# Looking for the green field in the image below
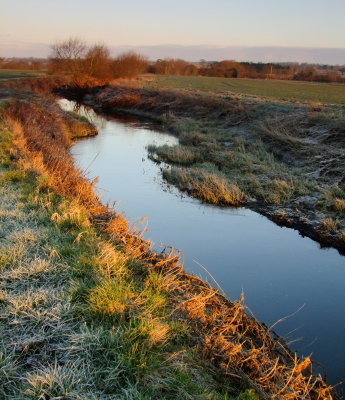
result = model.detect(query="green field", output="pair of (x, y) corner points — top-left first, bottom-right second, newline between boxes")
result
(145, 75), (345, 105)
(0, 69), (47, 81)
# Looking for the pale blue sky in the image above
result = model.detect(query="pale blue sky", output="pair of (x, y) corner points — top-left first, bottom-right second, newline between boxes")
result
(1, 0), (345, 62)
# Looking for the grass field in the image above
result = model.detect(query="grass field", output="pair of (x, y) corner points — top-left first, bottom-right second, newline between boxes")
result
(145, 75), (345, 105)
(0, 69), (47, 81)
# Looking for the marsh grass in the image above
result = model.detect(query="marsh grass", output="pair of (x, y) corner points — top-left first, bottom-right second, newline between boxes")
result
(148, 144), (200, 165)
(163, 167), (245, 206)
(152, 121), (312, 206)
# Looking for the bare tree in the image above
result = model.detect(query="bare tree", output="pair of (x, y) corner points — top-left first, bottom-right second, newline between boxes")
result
(49, 38), (87, 86)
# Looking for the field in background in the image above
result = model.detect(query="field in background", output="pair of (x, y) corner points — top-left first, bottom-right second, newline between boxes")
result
(0, 69), (47, 81)
(145, 75), (345, 105)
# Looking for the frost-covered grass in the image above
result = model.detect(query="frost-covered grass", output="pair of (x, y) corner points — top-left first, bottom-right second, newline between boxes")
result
(0, 128), (241, 399)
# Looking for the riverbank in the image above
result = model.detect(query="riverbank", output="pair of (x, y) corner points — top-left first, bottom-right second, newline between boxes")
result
(56, 83), (345, 254)
(0, 88), (335, 398)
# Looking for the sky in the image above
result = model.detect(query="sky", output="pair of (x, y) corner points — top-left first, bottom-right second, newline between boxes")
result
(1, 0), (345, 64)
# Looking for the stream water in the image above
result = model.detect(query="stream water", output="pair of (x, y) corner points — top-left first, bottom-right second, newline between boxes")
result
(60, 99), (345, 388)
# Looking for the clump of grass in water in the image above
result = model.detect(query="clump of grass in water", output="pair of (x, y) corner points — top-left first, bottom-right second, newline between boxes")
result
(148, 144), (200, 165)
(163, 167), (245, 206)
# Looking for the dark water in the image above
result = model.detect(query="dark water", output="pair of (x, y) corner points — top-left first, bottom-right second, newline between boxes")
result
(60, 99), (345, 388)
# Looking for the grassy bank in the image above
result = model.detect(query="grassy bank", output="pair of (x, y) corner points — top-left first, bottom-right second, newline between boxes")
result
(144, 75), (345, 105)
(0, 96), (242, 399)
(0, 87), (335, 398)
(0, 144), (238, 400)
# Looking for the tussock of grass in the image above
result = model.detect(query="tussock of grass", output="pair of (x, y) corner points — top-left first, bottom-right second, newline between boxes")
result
(148, 144), (200, 165)
(307, 108), (345, 138)
(322, 185), (345, 215)
(163, 167), (245, 206)
(265, 179), (296, 204)
(257, 118), (304, 156)
(88, 279), (137, 317)
(67, 110), (90, 123)
(320, 217), (340, 232)
(333, 198), (345, 213)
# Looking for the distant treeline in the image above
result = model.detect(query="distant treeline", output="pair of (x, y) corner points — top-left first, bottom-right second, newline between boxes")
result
(0, 57), (47, 70)
(1, 38), (344, 84)
(149, 59), (345, 83)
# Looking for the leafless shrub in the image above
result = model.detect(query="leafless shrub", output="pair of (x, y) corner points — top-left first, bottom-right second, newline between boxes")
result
(112, 52), (149, 79)
(49, 38), (148, 85)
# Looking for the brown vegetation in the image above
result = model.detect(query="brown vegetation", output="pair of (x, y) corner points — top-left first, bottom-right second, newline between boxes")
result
(111, 51), (148, 79)
(162, 167), (246, 206)
(4, 96), (101, 213)
(150, 58), (345, 83)
(151, 58), (198, 76)
(49, 38), (148, 86)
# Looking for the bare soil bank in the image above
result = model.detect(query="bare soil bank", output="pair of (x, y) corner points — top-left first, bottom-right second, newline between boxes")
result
(56, 84), (345, 254)
(0, 85), (336, 399)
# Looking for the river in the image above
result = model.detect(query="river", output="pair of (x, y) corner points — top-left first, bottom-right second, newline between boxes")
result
(60, 99), (345, 389)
